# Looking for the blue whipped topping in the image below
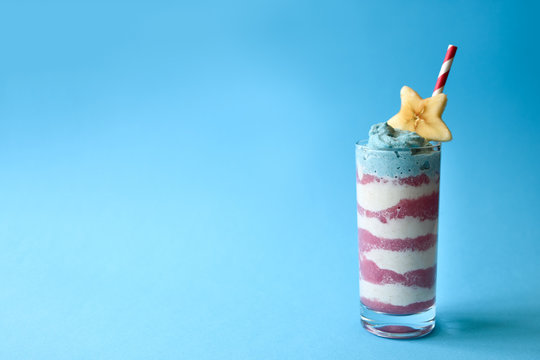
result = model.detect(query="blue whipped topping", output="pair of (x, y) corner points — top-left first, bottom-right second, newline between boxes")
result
(357, 122), (440, 178)
(367, 122), (429, 150)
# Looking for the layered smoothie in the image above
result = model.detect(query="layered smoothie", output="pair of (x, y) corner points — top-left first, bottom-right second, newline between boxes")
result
(356, 82), (454, 338)
(356, 123), (440, 314)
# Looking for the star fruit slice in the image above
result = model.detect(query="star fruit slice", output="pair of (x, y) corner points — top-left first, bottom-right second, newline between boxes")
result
(387, 86), (452, 142)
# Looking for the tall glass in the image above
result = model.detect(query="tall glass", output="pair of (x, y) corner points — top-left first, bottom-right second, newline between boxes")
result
(355, 141), (441, 339)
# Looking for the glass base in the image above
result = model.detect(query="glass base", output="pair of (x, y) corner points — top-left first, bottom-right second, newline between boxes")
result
(360, 303), (435, 339)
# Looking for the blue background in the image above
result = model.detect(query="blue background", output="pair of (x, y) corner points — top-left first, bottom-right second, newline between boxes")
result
(1, 0), (539, 359)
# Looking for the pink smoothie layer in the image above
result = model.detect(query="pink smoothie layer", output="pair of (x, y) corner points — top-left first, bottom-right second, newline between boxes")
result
(358, 228), (436, 252)
(357, 173), (438, 187)
(360, 257), (436, 288)
(361, 297), (435, 315)
(357, 192), (439, 223)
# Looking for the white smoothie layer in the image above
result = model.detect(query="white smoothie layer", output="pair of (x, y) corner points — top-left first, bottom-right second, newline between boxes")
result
(357, 214), (438, 239)
(362, 247), (436, 274)
(356, 180), (438, 212)
(360, 280), (435, 306)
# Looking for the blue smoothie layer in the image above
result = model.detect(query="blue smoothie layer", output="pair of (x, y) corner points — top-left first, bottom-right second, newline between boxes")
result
(357, 122), (440, 178)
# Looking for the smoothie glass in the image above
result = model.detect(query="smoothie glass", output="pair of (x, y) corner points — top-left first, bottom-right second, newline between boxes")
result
(355, 141), (441, 339)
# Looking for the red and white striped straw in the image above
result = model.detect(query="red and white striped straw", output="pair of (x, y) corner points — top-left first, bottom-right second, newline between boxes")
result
(432, 45), (458, 96)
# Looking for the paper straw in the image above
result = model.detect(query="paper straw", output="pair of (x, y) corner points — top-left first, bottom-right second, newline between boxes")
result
(433, 45), (458, 96)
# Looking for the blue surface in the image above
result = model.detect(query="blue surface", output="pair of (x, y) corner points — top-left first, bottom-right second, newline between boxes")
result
(1, 0), (539, 359)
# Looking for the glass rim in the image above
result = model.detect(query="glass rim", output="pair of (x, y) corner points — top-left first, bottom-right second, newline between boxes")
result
(355, 139), (441, 152)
